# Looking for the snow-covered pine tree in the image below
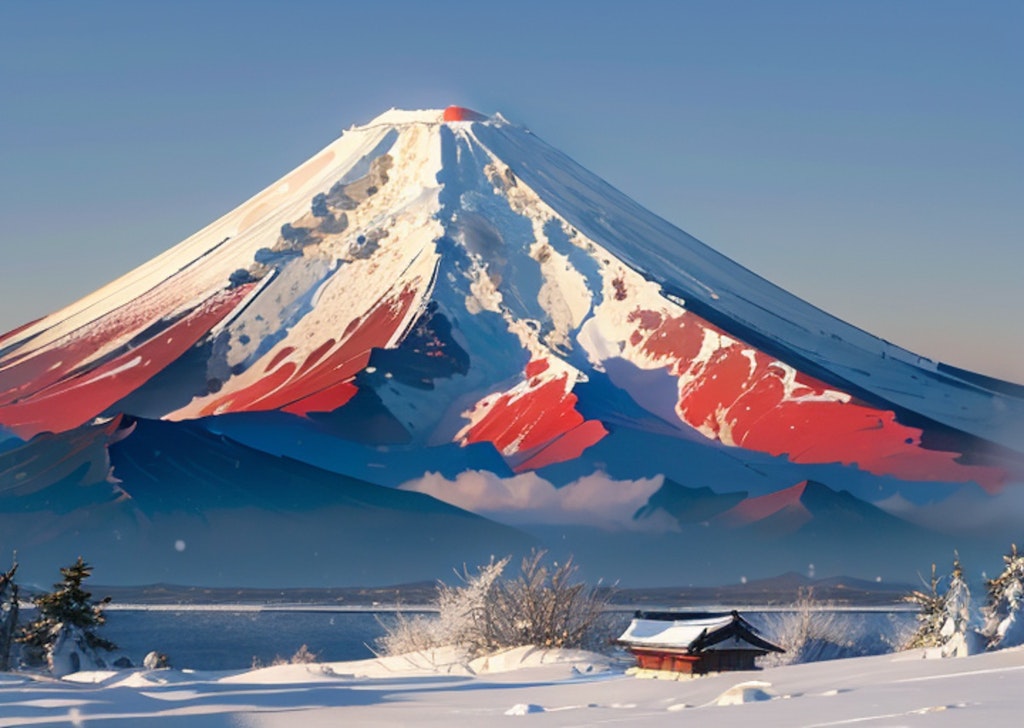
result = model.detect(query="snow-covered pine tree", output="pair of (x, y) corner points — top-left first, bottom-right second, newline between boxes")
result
(902, 563), (945, 649)
(17, 557), (116, 675)
(980, 543), (1024, 650)
(939, 554), (974, 657)
(0, 559), (18, 671)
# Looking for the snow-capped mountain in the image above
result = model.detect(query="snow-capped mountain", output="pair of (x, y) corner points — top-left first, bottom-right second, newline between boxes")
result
(1, 107), (1020, 586)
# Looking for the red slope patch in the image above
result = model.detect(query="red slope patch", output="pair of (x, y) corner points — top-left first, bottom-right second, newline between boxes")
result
(198, 284), (420, 417)
(461, 359), (607, 471)
(0, 286), (254, 438)
(625, 307), (1004, 491)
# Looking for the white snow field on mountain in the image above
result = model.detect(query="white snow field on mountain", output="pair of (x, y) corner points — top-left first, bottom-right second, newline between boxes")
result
(1, 644), (1024, 726)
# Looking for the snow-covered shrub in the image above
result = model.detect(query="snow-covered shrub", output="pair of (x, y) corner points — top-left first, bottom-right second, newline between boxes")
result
(0, 560), (18, 671)
(761, 589), (870, 666)
(476, 551), (610, 654)
(143, 651), (170, 669)
(376, 556), (509, 656)
(377, 551), (611, 658)
(375, 611), (451, 657)
(271, 644), (319, 665)
(981, 544), (1024, 650)
(16, 557), (116, 675)
(289, 644), (318, 664)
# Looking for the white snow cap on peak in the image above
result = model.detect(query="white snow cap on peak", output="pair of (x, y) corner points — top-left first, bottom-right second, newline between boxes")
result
(355, 106), (498, 129)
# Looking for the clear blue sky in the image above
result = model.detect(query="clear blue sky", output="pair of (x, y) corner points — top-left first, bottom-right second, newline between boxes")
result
(1, 0), (1021, 382)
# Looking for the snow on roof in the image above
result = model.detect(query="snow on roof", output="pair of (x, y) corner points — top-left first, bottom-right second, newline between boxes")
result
(618, 615), (735, 648)
(617, 613), (784, 654)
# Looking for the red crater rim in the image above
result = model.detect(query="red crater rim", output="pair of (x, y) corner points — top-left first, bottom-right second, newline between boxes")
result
(443, 106), (486, 122)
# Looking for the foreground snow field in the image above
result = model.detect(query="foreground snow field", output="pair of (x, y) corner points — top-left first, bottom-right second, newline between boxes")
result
(1, 645), (1023, 726)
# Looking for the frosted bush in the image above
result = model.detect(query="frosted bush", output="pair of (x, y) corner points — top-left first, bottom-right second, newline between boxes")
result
(760, 589), (884, 666)
(377, 551), (611, 658)
(374, 612), (448, 657)
(270, 644), (319, 666)
(376, 556), (508, 656)
(143, 651), (170, 669)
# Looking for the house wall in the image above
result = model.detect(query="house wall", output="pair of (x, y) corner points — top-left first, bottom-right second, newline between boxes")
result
(630, 647), (762, 674)
(632, 649), (699, 674)
(695, 649), (760, 673)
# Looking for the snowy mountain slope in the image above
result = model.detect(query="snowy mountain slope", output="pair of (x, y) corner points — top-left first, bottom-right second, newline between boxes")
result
(0, 106), (1020, 585)
(475, 121), (1024, 446)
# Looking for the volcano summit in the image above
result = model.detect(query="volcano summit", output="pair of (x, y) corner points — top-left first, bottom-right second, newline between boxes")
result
(1, 107), (1021, 586)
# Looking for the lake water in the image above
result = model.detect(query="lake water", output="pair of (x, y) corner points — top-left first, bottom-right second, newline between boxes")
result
(87, 607), (914, 671)
(99, 609), (394, 670)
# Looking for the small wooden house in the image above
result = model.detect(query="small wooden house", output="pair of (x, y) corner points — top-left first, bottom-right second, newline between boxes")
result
(617, 610), (784, 675)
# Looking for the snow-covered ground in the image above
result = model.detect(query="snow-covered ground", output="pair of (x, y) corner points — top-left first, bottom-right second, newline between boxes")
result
(1, 644), (1022, 726)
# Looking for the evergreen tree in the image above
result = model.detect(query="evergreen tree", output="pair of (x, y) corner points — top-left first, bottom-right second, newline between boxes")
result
(981, 543), (1024, 649)
(903, 555), (977, 656)
(17, 557), (116, 673)
(939, 554), (973, 657)
(902, 563), (944, 649)
(0, 559), (18, 671)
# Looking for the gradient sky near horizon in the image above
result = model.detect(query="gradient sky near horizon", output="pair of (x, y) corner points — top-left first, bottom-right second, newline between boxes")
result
(1, 0), (1021, 382)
